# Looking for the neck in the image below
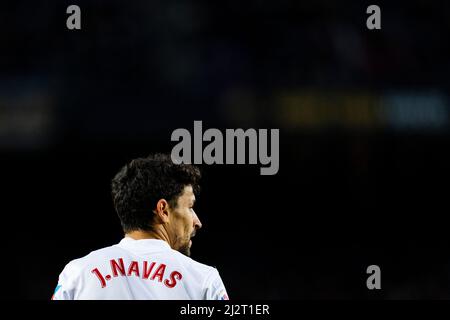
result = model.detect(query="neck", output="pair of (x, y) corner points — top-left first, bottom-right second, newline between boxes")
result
(125, 228), (172, 247)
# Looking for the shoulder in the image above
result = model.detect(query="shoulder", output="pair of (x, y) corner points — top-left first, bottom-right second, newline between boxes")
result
(172, 249), (214, 269)
(60, 244), (121, 277)
(170, 249), (221, 281)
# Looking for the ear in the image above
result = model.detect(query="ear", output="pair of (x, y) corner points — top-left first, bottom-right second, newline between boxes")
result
(154, 199), (170, 224)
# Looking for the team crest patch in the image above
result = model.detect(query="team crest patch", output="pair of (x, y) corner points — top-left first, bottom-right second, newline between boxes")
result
(220, 292), (229, 300)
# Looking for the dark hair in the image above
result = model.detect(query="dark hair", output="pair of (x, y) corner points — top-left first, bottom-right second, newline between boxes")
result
(111, 153), (201, 233)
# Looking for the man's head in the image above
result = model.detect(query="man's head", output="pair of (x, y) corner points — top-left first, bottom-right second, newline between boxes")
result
(111, 153), (202, 256)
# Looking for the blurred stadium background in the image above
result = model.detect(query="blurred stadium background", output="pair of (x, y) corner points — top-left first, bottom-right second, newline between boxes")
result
(1, 0), (450, 299)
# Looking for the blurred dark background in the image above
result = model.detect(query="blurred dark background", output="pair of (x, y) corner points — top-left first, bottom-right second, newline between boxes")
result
(1, 0), (450, 299)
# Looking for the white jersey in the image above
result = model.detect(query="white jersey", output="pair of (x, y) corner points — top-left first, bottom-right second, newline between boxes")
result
(52, 237), (229, 300)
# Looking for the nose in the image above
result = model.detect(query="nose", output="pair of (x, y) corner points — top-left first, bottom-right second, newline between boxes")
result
(192, 211), (202, 231)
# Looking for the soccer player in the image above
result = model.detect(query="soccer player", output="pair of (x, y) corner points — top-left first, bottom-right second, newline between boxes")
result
(52, 154), (228, 300)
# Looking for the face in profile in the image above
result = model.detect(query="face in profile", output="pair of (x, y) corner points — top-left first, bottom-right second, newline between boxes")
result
(168, 185), (202, 256)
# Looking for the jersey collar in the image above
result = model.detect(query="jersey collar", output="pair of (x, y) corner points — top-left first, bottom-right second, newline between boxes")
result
(117, 237), (172, 252)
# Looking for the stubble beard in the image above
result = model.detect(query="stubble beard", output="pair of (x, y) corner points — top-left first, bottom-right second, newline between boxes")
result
(178, 243), (191, 256)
